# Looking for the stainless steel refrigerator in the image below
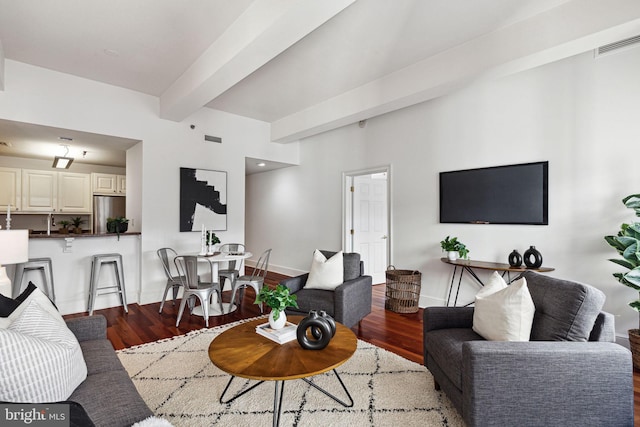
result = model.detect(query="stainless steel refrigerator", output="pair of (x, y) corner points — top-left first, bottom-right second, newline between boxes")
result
(93, 196), (126, 233)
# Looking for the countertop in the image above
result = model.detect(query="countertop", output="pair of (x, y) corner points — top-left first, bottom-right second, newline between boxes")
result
(29, 232), (141, 239)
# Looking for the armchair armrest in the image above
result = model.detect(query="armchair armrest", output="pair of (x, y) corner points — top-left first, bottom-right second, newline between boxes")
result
(280, 273), (309, 294)
(423, 306), (474, 332)
(462, 341), (633, 427)
(65, 315), (107, 342)
(334, 275), (373, 328)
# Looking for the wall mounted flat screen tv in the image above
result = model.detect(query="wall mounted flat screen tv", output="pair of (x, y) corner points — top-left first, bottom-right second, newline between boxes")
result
(439, 161), (548, 225)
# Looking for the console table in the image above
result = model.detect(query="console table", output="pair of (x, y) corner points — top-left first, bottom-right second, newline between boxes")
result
(441, 257), (554, 307)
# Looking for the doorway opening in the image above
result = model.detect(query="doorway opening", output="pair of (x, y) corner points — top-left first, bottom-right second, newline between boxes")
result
(343, 166), (391, 285)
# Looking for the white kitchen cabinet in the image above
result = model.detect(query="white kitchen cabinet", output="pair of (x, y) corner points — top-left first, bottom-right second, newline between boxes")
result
(92, 173), (126, 195)
(117, 174), (126, 194)
(22, 169), (57, 212)
(0, 167), (21, 211)
(58, 172), (91, 212)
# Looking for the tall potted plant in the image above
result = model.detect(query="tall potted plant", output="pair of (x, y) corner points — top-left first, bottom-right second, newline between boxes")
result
(440, 235), (469, 261)
(604, 193), (640, 368)
(255, 284), (298, 329)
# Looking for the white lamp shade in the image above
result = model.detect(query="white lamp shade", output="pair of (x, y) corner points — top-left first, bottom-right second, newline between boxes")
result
(0, 230), (29, 264)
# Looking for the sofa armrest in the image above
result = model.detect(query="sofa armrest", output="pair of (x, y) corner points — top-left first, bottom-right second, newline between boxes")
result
(334, 275), (373, 328)
(65, 315), (107, 342)
(280, 273), (309, 294)
(423, 307), (474, 332)
(462, 341), (633, 427)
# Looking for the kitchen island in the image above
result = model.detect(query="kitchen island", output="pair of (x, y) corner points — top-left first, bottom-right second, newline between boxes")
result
(15, 232), (141, 315)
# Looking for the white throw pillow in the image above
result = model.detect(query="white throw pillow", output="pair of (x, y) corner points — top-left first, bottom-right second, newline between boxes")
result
(472, 272), (535, 341)
(0, 286), (64, 329)
(304, 250), (344, 290)
(0, 300), (88, 403)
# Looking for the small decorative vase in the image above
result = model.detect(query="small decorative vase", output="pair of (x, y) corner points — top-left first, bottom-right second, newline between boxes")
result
(508, 250), (522, 267)
(296, 310), (334, 350)
(447, 251), (458, 261)
(523, 246), (543, 269)
(269, 310), (287, 330)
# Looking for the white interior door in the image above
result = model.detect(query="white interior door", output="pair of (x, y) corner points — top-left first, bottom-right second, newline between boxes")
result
(349, 172), (389, 284)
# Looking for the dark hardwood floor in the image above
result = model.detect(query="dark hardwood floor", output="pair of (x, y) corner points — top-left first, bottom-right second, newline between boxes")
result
(62, 272), (639, 425)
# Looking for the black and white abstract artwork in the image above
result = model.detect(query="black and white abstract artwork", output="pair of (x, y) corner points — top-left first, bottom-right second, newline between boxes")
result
(179, 167), (227, 232)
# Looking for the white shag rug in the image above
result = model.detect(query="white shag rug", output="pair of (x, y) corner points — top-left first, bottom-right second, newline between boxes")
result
(117, 317), (465, 427)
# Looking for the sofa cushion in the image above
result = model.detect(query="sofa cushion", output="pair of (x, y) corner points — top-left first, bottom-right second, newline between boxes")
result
(425, 328), (483, 390)
(79, 340), (126, 375)
(69, 369), (153, 427)
(0, 299), (87, 403)
(473, 273), (535, 341)
(522, 271), (605, 341)
(289, 288), (335, 316)
(305, 250), (344, 290)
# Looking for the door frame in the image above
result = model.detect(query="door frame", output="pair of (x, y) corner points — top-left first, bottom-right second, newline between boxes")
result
(342, 165), (392, 275)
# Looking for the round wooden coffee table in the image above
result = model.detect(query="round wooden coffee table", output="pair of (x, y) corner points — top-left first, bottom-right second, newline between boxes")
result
(208, 315), (357, 426)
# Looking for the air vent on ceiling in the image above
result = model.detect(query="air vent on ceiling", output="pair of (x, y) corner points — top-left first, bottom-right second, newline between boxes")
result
(595, 35), (640, 58)
(204, 135), (222, 143)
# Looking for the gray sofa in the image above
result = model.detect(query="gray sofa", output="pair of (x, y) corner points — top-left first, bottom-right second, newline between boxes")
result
(281, 250), (372, 328)
(64, 315), (153, 427)
(423, 271), (633, 427)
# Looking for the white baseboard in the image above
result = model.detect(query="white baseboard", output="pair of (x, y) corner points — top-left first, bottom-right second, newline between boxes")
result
(419, 295), (446, 308)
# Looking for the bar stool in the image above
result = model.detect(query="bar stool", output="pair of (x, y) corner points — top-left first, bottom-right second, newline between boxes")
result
(88, 253), (128, 315)
(12, 258), (56, 303)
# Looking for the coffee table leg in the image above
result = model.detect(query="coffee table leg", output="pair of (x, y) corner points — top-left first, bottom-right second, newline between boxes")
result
(219, 376), (265, 404)
(273, 380), (285, 427)
(301, 369), (354, 407)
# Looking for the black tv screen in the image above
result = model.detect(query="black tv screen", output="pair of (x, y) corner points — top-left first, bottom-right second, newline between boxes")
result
(439, 161), (548, 225)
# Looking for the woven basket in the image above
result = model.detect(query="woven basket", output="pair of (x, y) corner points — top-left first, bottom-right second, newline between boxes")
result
(385, 266), (421, 313)
(629, 329), (640, 370)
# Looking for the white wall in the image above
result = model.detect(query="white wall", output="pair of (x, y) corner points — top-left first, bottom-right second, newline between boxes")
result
(247, 46), (640, 337)
(0, 60), (299, 311)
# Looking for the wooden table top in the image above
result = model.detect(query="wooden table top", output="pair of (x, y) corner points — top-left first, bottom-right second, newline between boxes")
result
(440, 257), (554, 273)
(208, 316), (357, 381)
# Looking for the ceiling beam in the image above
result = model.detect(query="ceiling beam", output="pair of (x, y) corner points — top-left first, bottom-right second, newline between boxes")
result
(159, 0), (356, 122)
(271, 0), (640, 143)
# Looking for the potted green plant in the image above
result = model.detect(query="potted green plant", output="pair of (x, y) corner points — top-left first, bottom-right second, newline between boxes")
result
(255, 284), (298, 329)
(604, 194), (640, 368)
(58, 220), (71, 234)
(107, 216), (129, 239)
(206, 230), (220, 254)
(71, 216), (85, 234)
(440, 235), (469, 261)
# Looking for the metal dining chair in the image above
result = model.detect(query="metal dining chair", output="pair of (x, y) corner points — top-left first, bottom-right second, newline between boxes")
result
(157, 248), (187, 313)
(218, 243), (246, 289)
(174, 255), (224, 327)
(229, 249), (271, 313)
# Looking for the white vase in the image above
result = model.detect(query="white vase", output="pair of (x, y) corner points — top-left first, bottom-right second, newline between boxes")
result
(447, 251), (458, 261)
(269, 310), (287, 330)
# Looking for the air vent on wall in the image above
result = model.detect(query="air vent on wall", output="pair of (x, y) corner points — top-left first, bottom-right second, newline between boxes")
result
(204, 135), (222, 143)
(595, 35), (640, 57)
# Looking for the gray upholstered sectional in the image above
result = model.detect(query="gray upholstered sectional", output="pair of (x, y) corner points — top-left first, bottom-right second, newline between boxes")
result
(423, 271), (633, 427)
(65, 315), (152, 427)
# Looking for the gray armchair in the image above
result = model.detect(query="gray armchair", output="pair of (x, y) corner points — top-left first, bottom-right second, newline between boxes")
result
(280, 250), (372, 328)
(423, 271), (633, 427)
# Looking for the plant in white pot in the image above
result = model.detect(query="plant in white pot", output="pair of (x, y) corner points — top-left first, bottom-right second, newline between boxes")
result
(255, 284), (298, 329)
(604, 194), (640, 368)
(440, 235), (469, 261)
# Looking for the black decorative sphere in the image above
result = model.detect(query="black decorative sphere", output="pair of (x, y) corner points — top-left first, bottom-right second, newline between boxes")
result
(523, 246), (543, 269)
(297, 311), (334, 350)
(508, 250), (522, 267)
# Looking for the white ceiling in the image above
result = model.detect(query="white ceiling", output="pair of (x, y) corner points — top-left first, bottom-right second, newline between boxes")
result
(1, 0), (639, 169)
